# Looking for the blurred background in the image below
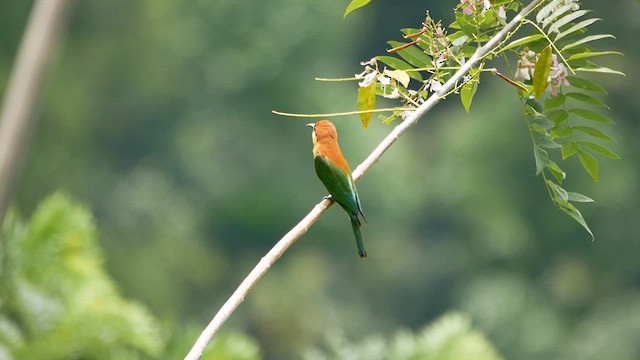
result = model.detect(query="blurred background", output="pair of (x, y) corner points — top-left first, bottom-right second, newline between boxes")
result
(1, 0), (639, 359)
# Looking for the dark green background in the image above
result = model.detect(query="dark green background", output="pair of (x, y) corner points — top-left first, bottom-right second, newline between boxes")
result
(1, 0), (638, 359)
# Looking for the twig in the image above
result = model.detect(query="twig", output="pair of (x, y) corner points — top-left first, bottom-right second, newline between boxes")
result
(272, 107), (412, 118)
(0, 0), (73, 223)
(184, 1), (543, 359)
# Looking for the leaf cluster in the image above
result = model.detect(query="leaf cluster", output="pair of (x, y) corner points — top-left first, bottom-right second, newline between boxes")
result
(343, 0), (623, 238)
(305, 312), (503, 360)
(0, 193), (163, 359)
(505, 0), (623, 237)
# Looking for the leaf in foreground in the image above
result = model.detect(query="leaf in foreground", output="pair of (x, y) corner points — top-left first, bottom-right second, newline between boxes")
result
(357, 81), (376, 128)
(344, 0), (371, 18)
(560, 202), (594, 240)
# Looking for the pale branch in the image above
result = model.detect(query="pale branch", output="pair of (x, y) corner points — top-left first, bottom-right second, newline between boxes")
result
(184, 199), (334, 360)
(184, 1), (543, 359)
(0, 0), (74, 223)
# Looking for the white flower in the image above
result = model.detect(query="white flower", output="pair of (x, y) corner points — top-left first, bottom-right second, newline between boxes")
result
(358, 70), (378, 87)
(514, 53), (534, 81)
(548, 54), (570, 96)
(428, 79), (443, 93)
(497, 5), (506, 21)
(355, 65), (373, 79)
(360, 58), (376, 66)
(482, 0), (491, 11)
(378, 75), (391, 86)
(383, 87), (400, 99)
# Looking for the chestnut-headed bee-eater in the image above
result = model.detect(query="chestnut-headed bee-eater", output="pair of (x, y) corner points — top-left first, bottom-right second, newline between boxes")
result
(306, 120), (367, 258)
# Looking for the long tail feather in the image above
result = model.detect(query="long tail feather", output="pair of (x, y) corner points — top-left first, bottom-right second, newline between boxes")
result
(350, 216), (367, 258)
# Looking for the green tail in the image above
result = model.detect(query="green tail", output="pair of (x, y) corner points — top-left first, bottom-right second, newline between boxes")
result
(350, 216), (367, 258)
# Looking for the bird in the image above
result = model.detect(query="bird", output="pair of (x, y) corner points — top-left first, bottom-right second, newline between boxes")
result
(306, 120), (367, 258)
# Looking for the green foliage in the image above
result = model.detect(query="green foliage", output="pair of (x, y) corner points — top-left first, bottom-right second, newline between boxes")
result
(165, 329), (261, 360)
(0, 193), (164, 359)
(305, 312), (503, 360)
(0, 194), (263, 359)
(337, 0), (624, 238)
(344, 0), (372, 18)
(533, 46), (552, 99)
(357, 81), (376, 128)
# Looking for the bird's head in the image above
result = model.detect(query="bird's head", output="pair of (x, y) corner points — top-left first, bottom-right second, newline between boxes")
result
(306, 120), (337, 146)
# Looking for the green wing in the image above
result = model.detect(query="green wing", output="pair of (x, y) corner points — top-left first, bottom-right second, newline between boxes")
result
(314, 155), (363, 219)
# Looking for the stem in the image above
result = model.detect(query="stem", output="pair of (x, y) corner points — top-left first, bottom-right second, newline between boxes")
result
(315, 77), (359, 82)
(272, 107), (412, 118)
(0, 0), (74, 223)
(184, 1), (544, 359)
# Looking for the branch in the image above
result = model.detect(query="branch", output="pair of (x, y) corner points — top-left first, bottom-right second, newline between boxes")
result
(184, 1), (543, 359)
(0, 0), (73, 223)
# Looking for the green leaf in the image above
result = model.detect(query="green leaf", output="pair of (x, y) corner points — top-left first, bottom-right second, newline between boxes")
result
(344, 0), (371, 18)
(546, 160), (566, 183)
(578, 141), (621, 159)
(561, 140), (578, 159)
(548, 10), (591, 34)
(566, 51), (623, 62)
(531, 115), (555, 132)
(547, 180), (569, 203)
(357, 82), (376, 128)
(534, 146), (549, 175)
(574, 126), (614, 141)
(540, 3), (575, 28)
(375, 56), (423, 82)
(569, 58), (599, 69)
(547, 109), (569, 124)
(544, 94), (566, 111)
(567, 192), (595, 203)
(569, 108), (614, 123)
(575, 67), (626, 76)
(565, 92), (609, 108)
(559, 202), (594, 240)
(460, 79), (478, 113)
(502, 34), (546, 51)
(455, 12), (478, 37)
(560, 34), (615, 51)
(537, 137), (561, 149)
(449, 31), (470, 47)
(551, 124), (574, 139)
(525, 98), (544, 114)
(387, 41), (432, 68)
(578, 150), (599, 182)
(537, 1), (562, 23)
(533, 46), (552, 99)
(556, 18), (601, 41)
(566, 76), (606, 93)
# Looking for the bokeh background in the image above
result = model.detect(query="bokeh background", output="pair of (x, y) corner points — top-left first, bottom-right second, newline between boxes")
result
(1, 0), (639, 359)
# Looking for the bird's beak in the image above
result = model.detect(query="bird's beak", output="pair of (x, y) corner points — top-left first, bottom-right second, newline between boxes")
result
(305, 123), (315, 129)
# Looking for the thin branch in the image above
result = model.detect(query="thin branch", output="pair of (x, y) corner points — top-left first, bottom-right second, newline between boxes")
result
(184, 1), (543, 359)
(0, 0), (73, 223)
(272, 107), (412, 118)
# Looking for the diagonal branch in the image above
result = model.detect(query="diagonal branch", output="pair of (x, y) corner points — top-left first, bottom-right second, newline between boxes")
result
(0, 0), (74, 223)
(184, 1), (543, 359)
